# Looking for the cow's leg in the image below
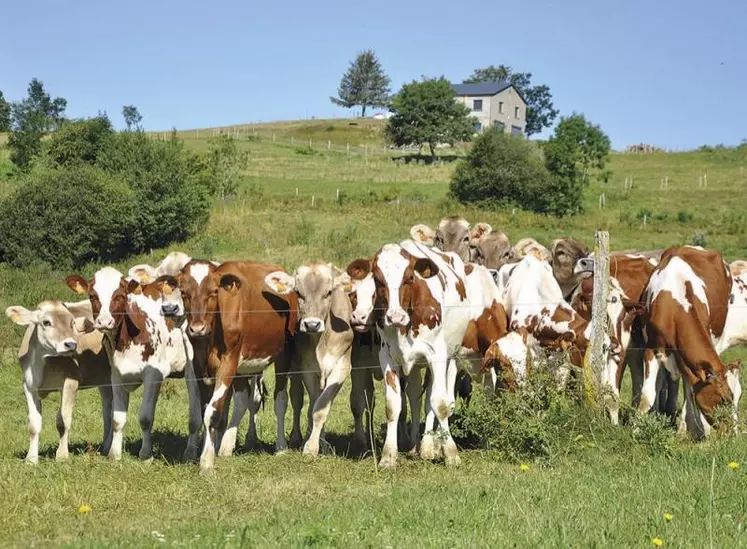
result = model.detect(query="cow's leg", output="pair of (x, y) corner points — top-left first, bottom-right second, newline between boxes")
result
(428, 350), (460, 467)
(662, 358), (680, 425)
(397, 374), (410, 450)
(109, 371), (130, 461)
(305, 356), (351, 456)
(379, 348), (401, 469)
(213, 385), (233, 454)
(219, 377), (249, 457)
(138, 368), (164, 460)
(55, 377), (79, 460)
(183, 352), (203, 462)
(244, 374), (264, 451)
(300, 367), (321, 447)
(445, 359), (458, 415)
(626, 347), (644, 409)
(350, 365), (369, 450)
(289, 373), (305, 449)
(406, 368), (423, 456)
(200, 346), (239, 472)
(680, 380), (710, 440)
(99, 385), (113, 456)
(274, 368), (290, 453)
(23, 383), (42, 465)
(639, 349), (659, 413)
(420, 367), (439, 460)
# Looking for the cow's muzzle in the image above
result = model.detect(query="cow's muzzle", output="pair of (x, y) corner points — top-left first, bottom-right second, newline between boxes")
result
(300, 317), (325, 333)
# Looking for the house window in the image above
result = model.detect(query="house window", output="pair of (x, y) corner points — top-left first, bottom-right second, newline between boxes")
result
(472, 99), (483, 112)
(474, 122), (482, 132)
(514, 106), (520, 119)
(493, 120), (505, 132)
(511, 125), (522, 136)
(498, 101), (504, 114)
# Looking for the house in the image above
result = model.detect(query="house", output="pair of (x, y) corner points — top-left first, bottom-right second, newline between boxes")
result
(451, 82), (527, 136)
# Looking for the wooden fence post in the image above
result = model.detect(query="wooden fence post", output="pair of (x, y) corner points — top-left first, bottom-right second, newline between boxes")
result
(583, 231), (610, 407)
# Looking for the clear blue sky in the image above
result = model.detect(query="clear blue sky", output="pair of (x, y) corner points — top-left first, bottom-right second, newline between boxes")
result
(2, 0), (745, 150)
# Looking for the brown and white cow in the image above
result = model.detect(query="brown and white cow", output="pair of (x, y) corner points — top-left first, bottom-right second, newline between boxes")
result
(175, 260), (299, 472)
(641, 246), (742, 439)
(265, 262), (355, 456)
(549, 238), (589, 300)
(6, 300), (112, 464)
(128, 251), (199, 283)
(66, 267), (191, 461)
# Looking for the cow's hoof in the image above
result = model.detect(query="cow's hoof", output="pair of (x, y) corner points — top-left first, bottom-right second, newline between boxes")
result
(378, 454), (398, 469)
(302, 442), (319, 457)
(55, 449), (69, 461)
(443, 440), (461, 467)
(25, 456), (39, 465)
(420, 435), (437, 461)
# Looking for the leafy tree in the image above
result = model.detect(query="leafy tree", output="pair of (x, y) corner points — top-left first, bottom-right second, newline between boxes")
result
(44, 115), (114, 168)
(464, 64), (558, 136)
(7, 78), (68, 170)
(122, 105), (142, 131)
(203, 134), (249, 199)
(0, 91), (10, 132)
(330, 50), (391, 117)
(545, 113), (611, 183)
(385, 77), (476, 160)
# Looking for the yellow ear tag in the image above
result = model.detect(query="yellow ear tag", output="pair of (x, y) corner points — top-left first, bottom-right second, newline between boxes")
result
(162, 283), (173, 296)
(74, 282), (86, 294)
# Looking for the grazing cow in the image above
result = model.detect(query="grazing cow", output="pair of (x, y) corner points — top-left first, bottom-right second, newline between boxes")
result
(642, 246), (743, 439)
(264, 262), (355, 456)
(550, 238), (589, 300)
(6, 300), (112, 464)
(66, 268), (190, 461)
(350, 239), (475, 468)
(175, 260), (298, 472)
(485, 253), (607, 393)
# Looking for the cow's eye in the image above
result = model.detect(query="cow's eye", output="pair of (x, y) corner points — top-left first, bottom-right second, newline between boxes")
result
(325, 291), (332, 298)
(462, 236), (470, 242)
(42, 319), (52, 327)
(610, 296), (618, 303)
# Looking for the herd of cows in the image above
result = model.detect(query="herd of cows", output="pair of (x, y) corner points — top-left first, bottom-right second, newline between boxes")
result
(6, 216), (747, 472)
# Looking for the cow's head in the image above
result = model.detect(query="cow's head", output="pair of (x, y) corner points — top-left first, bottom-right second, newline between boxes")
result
(409, 217), (490, 264)
(265, 262), (351, 333)
(372, 244), (440, 329)
(133, 276), (184, 318)
(472, 231), (515, 270)
(6, 301), (80, 356)
(176, 260), (223, 339)
(550, 238), (589, 298)
(693, 367), (740, 426)
(346, 258), (376, 332)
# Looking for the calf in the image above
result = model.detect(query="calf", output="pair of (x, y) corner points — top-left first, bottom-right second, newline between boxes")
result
(6, 300), (112, 464)
(66, 268), (190, 461)
(175, 260), (298, 472)
(642, 246), (743, 438)
(265, 262), (355, 456)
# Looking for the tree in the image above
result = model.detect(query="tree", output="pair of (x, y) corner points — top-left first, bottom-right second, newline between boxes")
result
(44, 115), (114, 168)
(330, 50), (391, 117)
(385, 77), (476, 160)
(0, 91), (10, 132)
(122, 105), (142, 131)
(7, 78), (68, 170)
(464, 64), (558, 136)
(546, 113), (611, 183)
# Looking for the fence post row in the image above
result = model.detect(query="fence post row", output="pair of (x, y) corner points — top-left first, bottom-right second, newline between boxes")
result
(584, 230), (610, 407)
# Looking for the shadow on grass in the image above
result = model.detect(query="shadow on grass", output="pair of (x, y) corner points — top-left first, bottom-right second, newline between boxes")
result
(391, 154), (463, 165)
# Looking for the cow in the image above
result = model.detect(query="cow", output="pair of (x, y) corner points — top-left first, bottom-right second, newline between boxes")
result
(550, 238), (589, 300)
(409, 217), (502, 263)
(128, 251), (197, 283)
(470, 231), (515, 270)
(174, 260), (299, 472)
(65, 268), (190, 461)
(512, 238), (551, 262)
(641, 246), (743, 439)
(5, 300), (112, 464)
(264, 261), (355, 456)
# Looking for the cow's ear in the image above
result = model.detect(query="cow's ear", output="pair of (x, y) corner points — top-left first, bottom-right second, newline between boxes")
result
(6, 306), (39, 326)
(66, 275), (90, 294)
(264, 271), (295, 295)
(220, 274), (243, 293)
(346, 258), (371, 280)
(128, 264), (157, 284)
(469, 222), (492, 246)
(333, 270), (353, 293)
(410, 224), (435, 246)
(413, 258), (439, 279)
(126, 279), (142, 295)
(154, 275), (178, 296)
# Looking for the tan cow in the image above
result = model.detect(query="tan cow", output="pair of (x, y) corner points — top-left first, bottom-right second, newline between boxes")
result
(550, 238), (589, 300)
(265, 262), (355, 456)
(6, 300), (111, 464)
(409, 217), (504, 265)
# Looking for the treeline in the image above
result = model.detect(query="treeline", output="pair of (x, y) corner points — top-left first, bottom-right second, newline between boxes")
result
(0, 79), (246, 268)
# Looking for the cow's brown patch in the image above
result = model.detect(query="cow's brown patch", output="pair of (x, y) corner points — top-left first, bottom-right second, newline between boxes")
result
(464, 264), (474, 276)
(385, 369), (398, 393)
(455, 280), (467, 301)
(462, 300), (508, 355)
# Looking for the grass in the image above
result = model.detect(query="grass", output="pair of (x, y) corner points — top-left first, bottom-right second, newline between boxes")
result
(0, 120), (747, 546)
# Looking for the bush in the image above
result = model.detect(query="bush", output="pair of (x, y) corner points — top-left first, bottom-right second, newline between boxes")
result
(0, 166), (135, 268)
(449, 129), (556, 214)
(44, 115), (114, 168)
(202, 134), (249, 198)
(97, 131), (212, 251)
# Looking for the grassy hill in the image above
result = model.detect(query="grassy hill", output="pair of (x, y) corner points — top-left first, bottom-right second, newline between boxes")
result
(0, 120), (747, 546)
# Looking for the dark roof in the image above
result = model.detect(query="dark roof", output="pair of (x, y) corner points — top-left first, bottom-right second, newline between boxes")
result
(451, 81), (512, 96)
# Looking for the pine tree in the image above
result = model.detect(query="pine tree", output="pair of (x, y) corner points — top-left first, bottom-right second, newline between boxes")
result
(330, 50), (391, 117)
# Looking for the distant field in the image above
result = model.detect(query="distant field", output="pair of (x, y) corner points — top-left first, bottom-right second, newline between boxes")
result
(0, 121), (747, 546)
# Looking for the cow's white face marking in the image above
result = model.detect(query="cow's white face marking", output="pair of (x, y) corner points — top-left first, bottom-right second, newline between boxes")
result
(92, 267), (124, 329)
(188, 263), (210, 286)
(647, 257), (709, 313)
(376, 244), (410, 327)
(350, 273), (375, 330)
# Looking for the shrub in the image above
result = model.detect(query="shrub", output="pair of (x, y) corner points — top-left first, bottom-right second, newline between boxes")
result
(691, 231), (708, 247)
(294, 145), (316, 156)
(0, 166), (135, 268)
(44, 115), (114, 168)
(449, 129), (556, 214)
(202, 134), (249, 199)
(97, 131), (212, 251)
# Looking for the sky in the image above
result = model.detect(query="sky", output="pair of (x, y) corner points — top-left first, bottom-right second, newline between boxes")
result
(2, 0), (746, 150)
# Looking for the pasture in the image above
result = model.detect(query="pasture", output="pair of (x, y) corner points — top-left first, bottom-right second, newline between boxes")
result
(0, 122), (747, 547)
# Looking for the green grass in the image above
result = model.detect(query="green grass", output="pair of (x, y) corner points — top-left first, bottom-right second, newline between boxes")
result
(0, 121), (747, 546)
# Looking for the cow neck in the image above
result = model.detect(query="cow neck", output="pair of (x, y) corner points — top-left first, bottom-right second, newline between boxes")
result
(113, 299), (151, 352)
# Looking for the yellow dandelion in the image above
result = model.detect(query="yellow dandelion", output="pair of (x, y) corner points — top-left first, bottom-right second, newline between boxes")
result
(728, 461), (740, 470)
(663, 513), (673, 522)
(652, 537), (664, 547)
(519, 464), (530, 472)
(78, 504), (91, 515)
